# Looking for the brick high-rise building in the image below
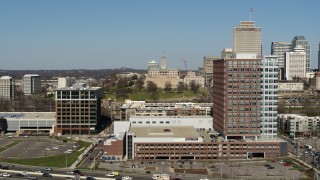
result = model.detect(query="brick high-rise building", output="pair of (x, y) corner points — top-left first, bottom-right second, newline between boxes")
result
(213, 58), (261, 140)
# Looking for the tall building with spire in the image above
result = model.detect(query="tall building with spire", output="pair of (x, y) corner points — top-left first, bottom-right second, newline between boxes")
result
(145, 52), (180, 88)
(292, 36), (310, 72)
(233, 21), (261, 58)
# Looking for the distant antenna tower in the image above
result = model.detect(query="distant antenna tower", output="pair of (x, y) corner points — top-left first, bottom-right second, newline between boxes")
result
(249, 8), (254, 21)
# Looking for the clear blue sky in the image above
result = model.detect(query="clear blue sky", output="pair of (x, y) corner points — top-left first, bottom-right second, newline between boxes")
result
(1, 0), (319, 70)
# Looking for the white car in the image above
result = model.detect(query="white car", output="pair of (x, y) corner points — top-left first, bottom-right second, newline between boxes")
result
(53, 146), (60, 150)
(122, 176), (133, 180)
(2, 173), (11, 177)
(106, 173), (115, 177)
(45, 148), (51, 151)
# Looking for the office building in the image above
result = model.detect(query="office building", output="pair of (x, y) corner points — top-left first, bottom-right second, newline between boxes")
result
(233, 21), (261, 58)
(57, 77), (76, 89)
(0, 112), (55, 134)
(261, 56), (278, 138)
(55, 83), (102, 135)
(22, 74), (41, 95)
(292, 36), (310, 72)
(285, 46), (306, 80)
(183, 71), (205, 88)
(213, 57), (262, 140)
(221, 48), (233, 59)
(0, 76), (15, 100)
(271, 42), (292, 80)
(203, 56), (219, 86)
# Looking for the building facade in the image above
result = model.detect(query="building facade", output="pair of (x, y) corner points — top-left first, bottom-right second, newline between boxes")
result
(278, 114), (320, 136)
(57, 77), (76, 89)
(261, 56), (278, 138)
(292, 36), (310, 72)
(285, 46), (306, 80)
(213, 58), (262, 140)
(183, 71), (205, 88)
(22, 74), (41, 95)
(271, 42), (292, 80)
(203, 56), (220, 87)
(55, 84), (102, 135)
(119, 100), (212, 121)
(145, 53), (180, 88)
(233, 21), (261, 58)
(0, 76), (15, 100)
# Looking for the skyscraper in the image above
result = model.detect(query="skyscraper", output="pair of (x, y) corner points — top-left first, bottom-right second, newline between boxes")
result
(261, 56), (278, 138)
(233, 21), (261, 58)
(0, 76), (15, 100)
(271, 42), (292, 68)
(285, 45), (306, 80)
(22, 74), (41, 95)
(292, 36), (310, 72)
(271, 42), (292, 80)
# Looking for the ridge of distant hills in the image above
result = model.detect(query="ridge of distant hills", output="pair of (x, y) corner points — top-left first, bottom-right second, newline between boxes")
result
(0, 68), (147, 79)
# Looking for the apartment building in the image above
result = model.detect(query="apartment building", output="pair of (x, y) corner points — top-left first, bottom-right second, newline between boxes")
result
(0, 76), (15, 100)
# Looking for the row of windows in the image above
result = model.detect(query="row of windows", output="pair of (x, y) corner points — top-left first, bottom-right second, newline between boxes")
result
(132, 121), (170, 124)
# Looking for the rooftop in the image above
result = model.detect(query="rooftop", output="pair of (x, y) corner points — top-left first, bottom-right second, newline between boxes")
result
(129, 126), (200, 138)
(0, 112), (55, 120)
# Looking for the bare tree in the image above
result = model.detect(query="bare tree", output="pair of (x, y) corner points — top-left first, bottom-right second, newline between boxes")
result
(164, 81), (172, 92)
(189, 80), (200, 92)
(146, 81), (159, 102)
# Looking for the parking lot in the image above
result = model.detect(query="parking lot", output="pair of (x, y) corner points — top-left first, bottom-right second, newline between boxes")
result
(0, 137), (78, 159)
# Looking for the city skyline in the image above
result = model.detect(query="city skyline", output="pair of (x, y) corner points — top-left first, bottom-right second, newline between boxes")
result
(1, 0), (319, 70)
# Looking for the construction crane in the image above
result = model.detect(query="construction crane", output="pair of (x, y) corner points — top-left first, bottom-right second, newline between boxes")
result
(181, 57), (188, 71)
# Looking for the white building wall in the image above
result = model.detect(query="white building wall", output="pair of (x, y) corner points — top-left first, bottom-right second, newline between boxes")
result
(129, 116), (213, 130)
(285, 47), (306, 80)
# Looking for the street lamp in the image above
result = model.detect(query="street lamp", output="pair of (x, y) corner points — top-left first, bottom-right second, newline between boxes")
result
(65, 154), (68, 168)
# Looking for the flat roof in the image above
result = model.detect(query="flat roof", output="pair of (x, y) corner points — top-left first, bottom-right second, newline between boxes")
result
(129, 126), (200, 138)
(0, 112), (55, 120)
(56, 87), (101, 91)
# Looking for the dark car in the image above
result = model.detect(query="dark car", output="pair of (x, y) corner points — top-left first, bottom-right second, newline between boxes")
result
(86, 177), (96, 180)
(264, 164), (271, 167)
(267, 166), (275, 169)
(42, 172), (52, 178)
(145, 171), (151, 174)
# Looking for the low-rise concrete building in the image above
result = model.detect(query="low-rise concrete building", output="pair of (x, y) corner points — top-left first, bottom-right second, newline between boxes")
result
(119, 100), (212, 121)
(0, 112), (55, 134)
(279, 82), (304, 92)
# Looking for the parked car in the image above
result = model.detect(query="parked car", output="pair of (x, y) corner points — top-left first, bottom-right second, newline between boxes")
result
(86, 177), (96, 180)
(3, 173), (11, 177)
(42, 172), (52, 177)
(122, 176), (133, 180)
(44, 167), (53, 171)
(28, 176), (37, 180)
(106, 171), (119, 177)
(283, 163), (292, 167)
(267, 166), (275, 169)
